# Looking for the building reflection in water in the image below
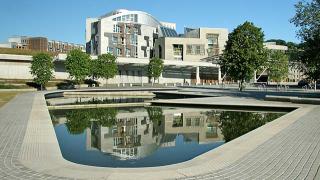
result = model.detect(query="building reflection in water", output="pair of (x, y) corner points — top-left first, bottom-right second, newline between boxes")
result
(83, 107), (223, 160)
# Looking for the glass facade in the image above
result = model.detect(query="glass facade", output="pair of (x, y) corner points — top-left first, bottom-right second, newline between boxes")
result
(112, 14), (138, 23)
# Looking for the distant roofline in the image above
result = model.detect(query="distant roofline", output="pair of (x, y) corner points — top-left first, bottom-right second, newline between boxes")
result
(6, 35), (85, 46)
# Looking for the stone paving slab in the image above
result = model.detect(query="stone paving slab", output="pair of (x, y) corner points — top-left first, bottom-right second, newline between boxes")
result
(0, 92), (320, 179)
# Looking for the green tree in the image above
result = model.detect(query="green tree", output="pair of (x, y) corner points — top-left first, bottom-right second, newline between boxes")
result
(148, 57), (164, 84)
(65, 49), (91, 88)
(91, 53), (118, 87)
(291, 0), (320, 88)
(220, 21), (267, 91)
(30, 52), (54, 90)
(267, 50), (289, 84)
(291, 0), (320, 40)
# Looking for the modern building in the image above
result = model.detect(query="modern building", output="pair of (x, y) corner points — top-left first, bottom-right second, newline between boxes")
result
(154, 28), (228, 61)
(0, 36), (85, 53)
(86, 9), (179, 58)
(85, 9), (228, 85)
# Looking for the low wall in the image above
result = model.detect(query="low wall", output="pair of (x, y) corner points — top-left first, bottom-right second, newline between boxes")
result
(0, 60), (194, 85)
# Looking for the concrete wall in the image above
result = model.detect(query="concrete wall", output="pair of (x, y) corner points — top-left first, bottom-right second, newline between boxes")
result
(0, 59), (193, 85)
(0, 61), (33, 79)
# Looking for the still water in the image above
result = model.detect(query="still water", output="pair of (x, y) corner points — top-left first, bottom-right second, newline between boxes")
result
(50, 107), (285, 167)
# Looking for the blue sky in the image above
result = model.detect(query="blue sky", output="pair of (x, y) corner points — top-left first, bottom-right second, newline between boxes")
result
(0, 0), (301, 44)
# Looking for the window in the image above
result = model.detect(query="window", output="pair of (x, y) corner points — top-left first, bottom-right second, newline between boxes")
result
(125, 26), (130, 33)
(158, 45), (162, 59)
(186, 44), (205, 55)
(126, 48), (131, 57)
(207, 34), (219, 47)
(112, 36), (118, 44)
(173, 44), (183, 60)
(134, 14), (138, 22)
(113, 24), (120, 33)
(130, 34), (137, 45)
(116, 48), (122, 56)
(207, 34), (219, 56)
(133, 27), (139, 34)
(107, 47), (114, 54)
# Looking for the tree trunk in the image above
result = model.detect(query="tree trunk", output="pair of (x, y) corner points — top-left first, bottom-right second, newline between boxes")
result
(315, 80), (317, 91)
(40, 84), (43, 91)
(239, 80), (244, 91)
(106, 79), (108, 88)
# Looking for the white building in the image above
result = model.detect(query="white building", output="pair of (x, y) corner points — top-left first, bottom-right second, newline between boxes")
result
(85, 9), (227, 85)
(86, 9), (175, 58)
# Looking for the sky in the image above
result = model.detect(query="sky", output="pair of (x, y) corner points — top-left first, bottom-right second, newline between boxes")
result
(0, 0), (301, 44)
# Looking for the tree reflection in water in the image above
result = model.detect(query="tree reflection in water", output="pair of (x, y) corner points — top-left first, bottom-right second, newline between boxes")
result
(65, 108), (117, 134)
(146, 107), (164, 138)
(218, 111), (283, 142)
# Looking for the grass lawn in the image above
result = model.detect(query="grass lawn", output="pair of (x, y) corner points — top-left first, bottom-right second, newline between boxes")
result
(0, 92), (21, 108)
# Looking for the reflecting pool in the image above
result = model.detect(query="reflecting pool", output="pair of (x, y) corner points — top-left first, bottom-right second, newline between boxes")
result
(50, 107), (285, 167)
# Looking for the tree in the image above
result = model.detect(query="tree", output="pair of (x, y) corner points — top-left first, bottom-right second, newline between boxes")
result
(148, 57), (164, 84)
(290, 0), (320, 89)
(65, 49), (91, 88)
(220, 21), (267, 91)
(267, 50), (289, 84)
(291, 0), (320, 40)
(30, 52), (54, 90)
(91, 53), (118, 87)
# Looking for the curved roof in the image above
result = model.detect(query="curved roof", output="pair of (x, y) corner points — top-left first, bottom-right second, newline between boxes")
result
(100, 9), (162, 28)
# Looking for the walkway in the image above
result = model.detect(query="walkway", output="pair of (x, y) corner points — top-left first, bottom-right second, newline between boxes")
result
(0, 93), (66, 179)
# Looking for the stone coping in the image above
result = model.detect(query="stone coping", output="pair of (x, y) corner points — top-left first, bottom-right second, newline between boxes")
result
(0, 90), (318, 179)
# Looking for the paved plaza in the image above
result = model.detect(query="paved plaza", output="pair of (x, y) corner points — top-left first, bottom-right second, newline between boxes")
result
(0, 90), (320, 179)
